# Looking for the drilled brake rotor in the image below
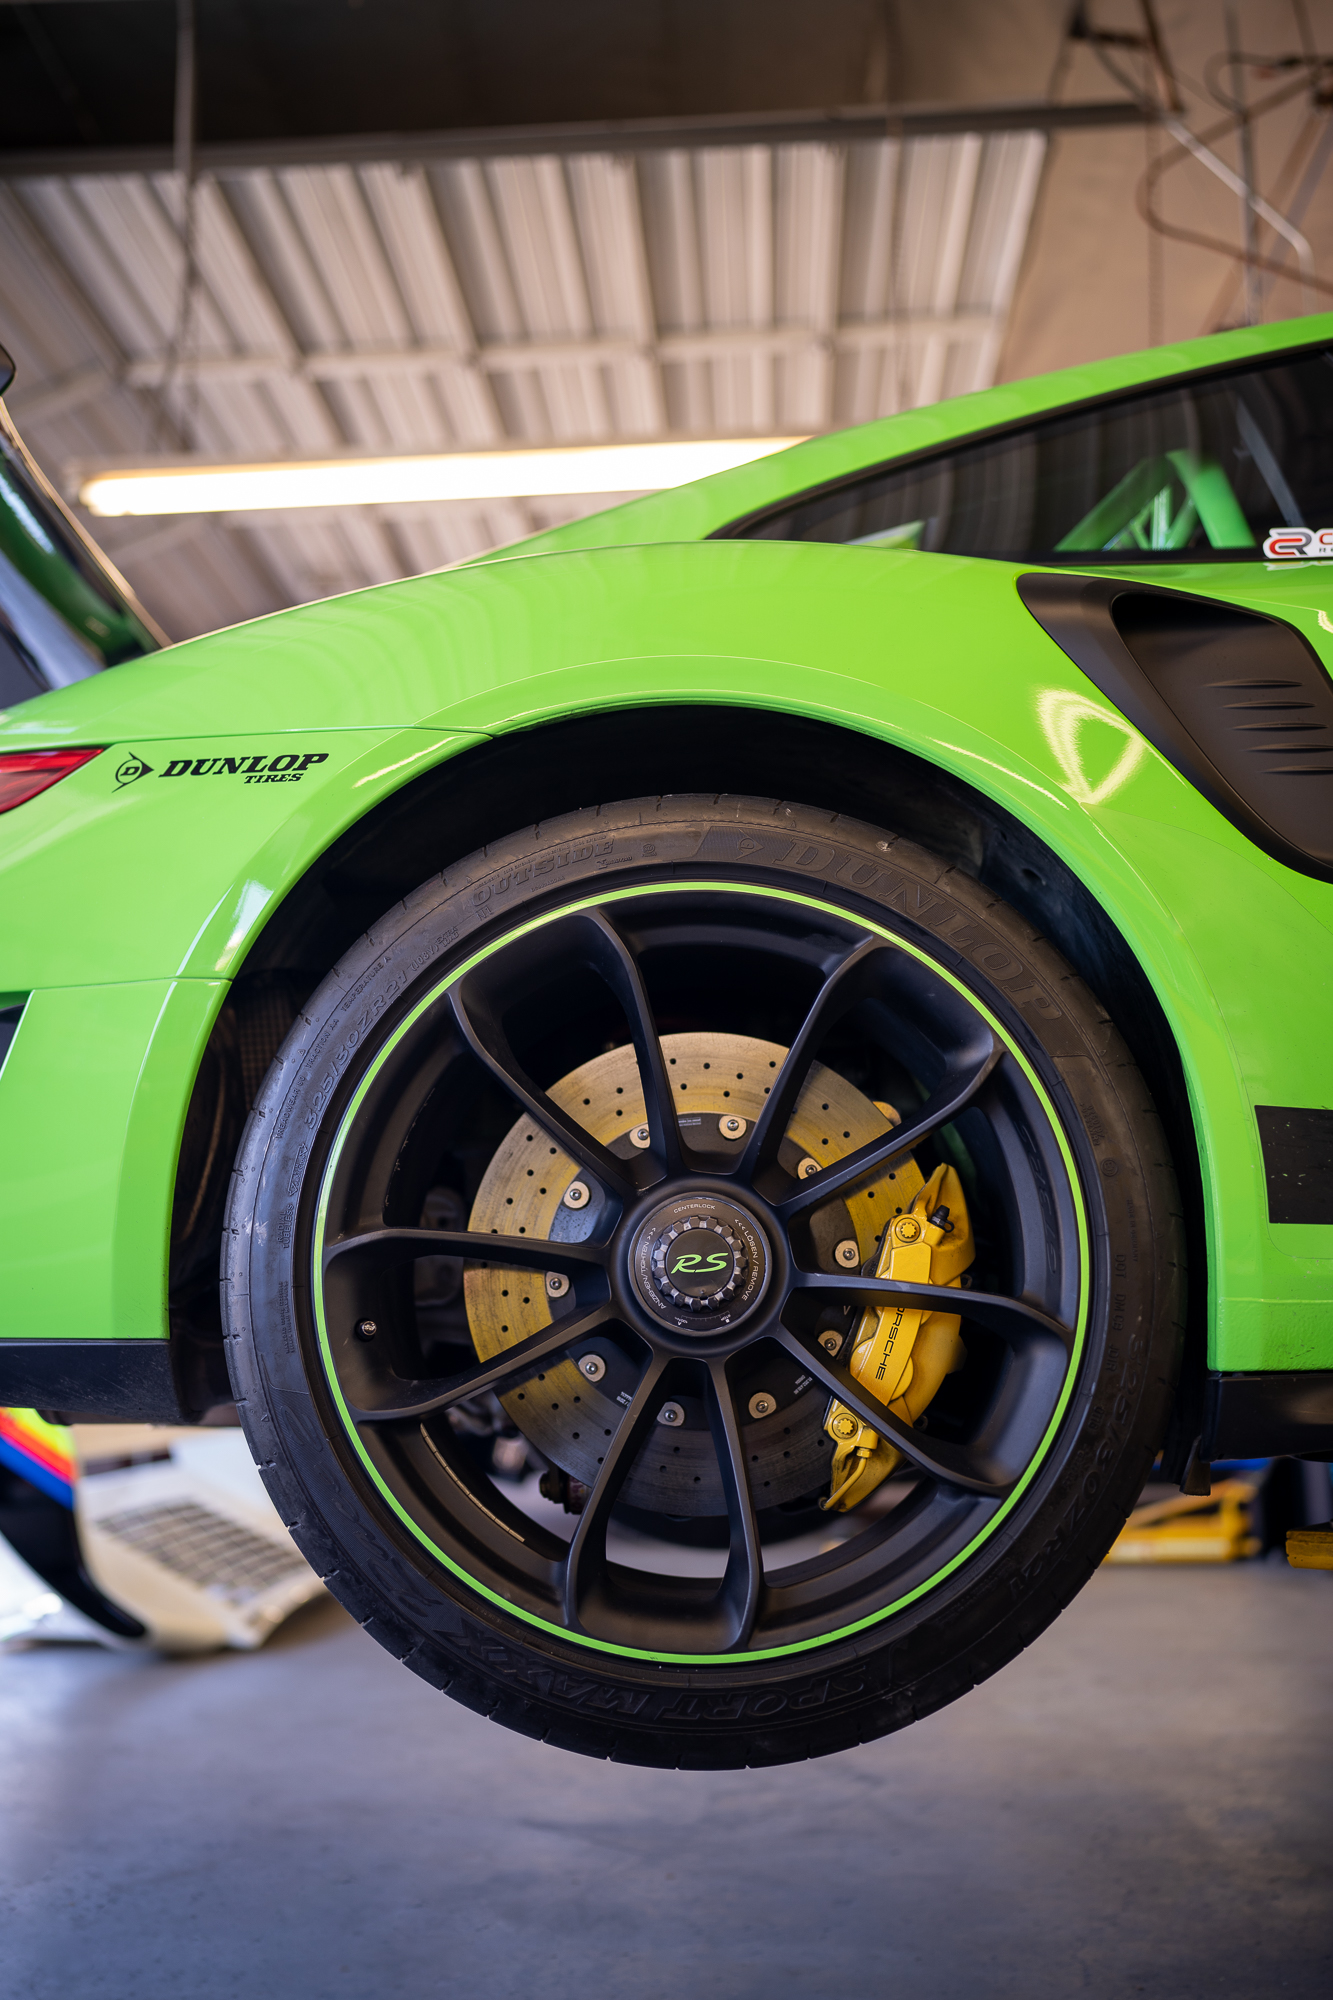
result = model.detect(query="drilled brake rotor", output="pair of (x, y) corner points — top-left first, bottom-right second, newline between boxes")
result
(464, 1034), (924, 1515)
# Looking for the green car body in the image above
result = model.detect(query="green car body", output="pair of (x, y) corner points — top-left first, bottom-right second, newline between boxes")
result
(0, 313), (1330, 1429)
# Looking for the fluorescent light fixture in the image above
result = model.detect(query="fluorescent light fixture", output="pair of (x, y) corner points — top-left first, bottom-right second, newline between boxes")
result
(79, 437), (806, 517)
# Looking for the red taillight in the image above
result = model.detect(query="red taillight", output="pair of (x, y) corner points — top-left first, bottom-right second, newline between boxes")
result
(0, 747), (105, 815)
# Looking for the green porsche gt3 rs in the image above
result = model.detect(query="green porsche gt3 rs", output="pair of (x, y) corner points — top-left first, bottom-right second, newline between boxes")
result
(0, 316), (1330, 1766)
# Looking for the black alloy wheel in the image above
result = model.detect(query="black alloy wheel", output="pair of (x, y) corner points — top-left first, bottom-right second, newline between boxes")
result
(224, 796), (1183, 1765)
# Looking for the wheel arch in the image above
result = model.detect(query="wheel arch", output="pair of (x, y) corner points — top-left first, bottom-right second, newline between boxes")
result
(169, 702), (1206, 1441)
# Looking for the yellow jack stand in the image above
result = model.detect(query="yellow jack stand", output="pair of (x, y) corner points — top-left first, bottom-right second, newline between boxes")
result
(1286, 1523), (1333, 1570)
(1103, 1480), (1260, 1564)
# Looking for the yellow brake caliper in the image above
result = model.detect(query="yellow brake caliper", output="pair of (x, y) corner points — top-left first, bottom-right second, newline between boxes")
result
(821, 1161), (975, 1512)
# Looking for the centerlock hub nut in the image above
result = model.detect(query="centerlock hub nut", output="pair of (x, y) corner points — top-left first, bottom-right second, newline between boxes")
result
(629, 1192), (771, 1336)
(653, 1216), (747, 1308)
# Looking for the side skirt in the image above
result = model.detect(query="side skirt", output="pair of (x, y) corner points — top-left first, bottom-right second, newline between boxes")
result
(0, 1340), (187, 1423)
(1203, 1370), (1333, 1460)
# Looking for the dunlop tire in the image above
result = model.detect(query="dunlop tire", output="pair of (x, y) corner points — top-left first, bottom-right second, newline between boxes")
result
(222, 795), (1185, 1768)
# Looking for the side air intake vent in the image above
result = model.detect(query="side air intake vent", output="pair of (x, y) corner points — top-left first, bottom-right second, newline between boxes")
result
(1017, 573), (1333, 881)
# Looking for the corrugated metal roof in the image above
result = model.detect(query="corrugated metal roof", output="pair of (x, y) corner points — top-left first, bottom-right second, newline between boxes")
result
(0, 128), (1045, 638)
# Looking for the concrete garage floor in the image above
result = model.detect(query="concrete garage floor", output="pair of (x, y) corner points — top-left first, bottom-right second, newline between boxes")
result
(1, 1563), (1329, 2000)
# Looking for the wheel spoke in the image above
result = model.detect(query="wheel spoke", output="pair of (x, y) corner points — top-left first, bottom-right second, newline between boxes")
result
(776, 1041), (1002, 1219)
(346, 1304), (617, 1422)
(562, 1352), (670, 1632)
(737, 934), (886, 1185)
(576, 910), (683, 1177)
(775, 1327), (1015, 1497)
(786, 1269), (1075, 1355)
(323, 1227), (612, 1280)
(315, 874), (1095, 1654)
(705, 1359), (764, 1648)
(449, 979), (634, 1197)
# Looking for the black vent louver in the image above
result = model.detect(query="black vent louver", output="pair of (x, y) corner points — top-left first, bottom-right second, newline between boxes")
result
(1018, 573), (1333, 881)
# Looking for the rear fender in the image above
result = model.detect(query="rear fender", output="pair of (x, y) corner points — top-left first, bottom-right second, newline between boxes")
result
(0, 541), (1328, 1388)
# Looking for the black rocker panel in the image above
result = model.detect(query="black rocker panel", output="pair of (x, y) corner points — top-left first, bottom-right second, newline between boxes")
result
(1018, 573), (1333, 881)
(1203, 1369), (1333, 1458)
(0, 1339), (186, 1422)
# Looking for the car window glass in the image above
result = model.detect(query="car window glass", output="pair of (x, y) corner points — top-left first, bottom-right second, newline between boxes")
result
(735, 348), (1333, 564)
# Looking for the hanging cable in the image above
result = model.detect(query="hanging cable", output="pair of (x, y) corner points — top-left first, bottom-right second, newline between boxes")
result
(1154, 105), (1320, 311)
(1134, 75), (1331, 305)
(1078, 7), (1332, 310)
(1291, 0), (1321, 68)
(1224, 3), (1262, 323)
(1145, 98), (1163, 344)
(1202, 104), (1331, 328)
(1257, 107), (1333, 307)
(154, 0), (199, 452)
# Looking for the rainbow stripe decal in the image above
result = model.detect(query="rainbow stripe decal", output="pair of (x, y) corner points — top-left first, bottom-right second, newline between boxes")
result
(0, 1408), (77, 1507)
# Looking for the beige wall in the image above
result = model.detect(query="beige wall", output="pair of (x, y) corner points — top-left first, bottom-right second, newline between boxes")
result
(890, 0), (1333, 379)
(1012, 2), (1332, 377)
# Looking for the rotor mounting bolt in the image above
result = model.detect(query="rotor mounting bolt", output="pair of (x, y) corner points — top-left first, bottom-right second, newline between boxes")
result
(577, 1353), (606, 1382)
(748, 1392), (777, 1420)
(718, 1115), (747, 1140)
(629, 1124), (651, 1150)
(834, 1239), (860, 1269)
(545, 1272), (570, 1298)
(797, 1156), (820, 1179)
(819, 1330), (843, 1355)
(562, 1180), (591, 1210)
(895, 1217), (922, 1243)
(657, 1402), (685, 1428)
(354, 1319), (378, 1341)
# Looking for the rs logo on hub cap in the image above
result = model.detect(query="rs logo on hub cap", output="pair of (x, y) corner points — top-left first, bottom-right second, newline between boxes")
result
(658, 1221), (744, 1305)
(631, 1194), (771, 1335)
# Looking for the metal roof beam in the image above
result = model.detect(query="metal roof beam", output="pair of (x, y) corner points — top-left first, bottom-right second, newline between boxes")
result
(13, 312), (1003, 419)
(124, 314), (999, 381)
(0, 98), (1151, 180)
(5, 359), (106, 422)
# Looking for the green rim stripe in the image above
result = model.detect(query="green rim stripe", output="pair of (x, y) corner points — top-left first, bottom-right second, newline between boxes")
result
(311, 880), (1090, 1665)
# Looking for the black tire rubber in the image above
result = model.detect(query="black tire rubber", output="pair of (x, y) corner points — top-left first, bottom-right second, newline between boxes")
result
(222, 796), (1185, 1768)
